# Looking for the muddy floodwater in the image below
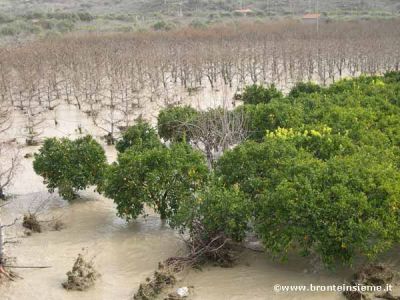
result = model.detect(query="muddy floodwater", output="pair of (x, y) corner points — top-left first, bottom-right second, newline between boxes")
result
(1, 185), (346, 300)
(0, 102), (350, 300)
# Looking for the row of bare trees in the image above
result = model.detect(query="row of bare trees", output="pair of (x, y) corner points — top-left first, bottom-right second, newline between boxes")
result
(0, 93), (20, 280)
(0, 19), (399, 144)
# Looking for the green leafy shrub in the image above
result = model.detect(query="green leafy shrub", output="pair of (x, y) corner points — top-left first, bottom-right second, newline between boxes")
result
(47, 12), (79, 21)
(77, 12), (95, 22)
(0, 24), (19, 36)
(33, 136), (107, 200)
(216, 137), (299, 197)
(258, 148), (400, 265)
(152, 20), (174, 31)
(116, 121), (162, 153)
(241, 84), (283, 105)
(265, 126), (357, 160)
(384, 71), (400, 83)
(190, 20), (207, 29)
(102, 143), (208, 220)
(23, 12), (45, 20)
(170, 179), (251, 243)
(237, 99), (303, 141)
(0, 14), (13, 24)
(217, 74), (400, 265)
(289, 82), (322, 98)
(56, 20), (74, 33)
(157, 106), (198, 142)
(217, 132), (400, 265)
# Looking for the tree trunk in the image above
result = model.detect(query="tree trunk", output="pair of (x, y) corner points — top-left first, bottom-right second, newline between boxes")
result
(159, 192), (168, 220)
(0, 220), (14, 280)
(0, 187), (5, 200)
(0, 219), (4, 266)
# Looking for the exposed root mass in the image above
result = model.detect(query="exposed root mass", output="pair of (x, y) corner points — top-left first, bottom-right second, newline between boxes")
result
(22, 213), (41, 233)
(134, 232), (238, 300)
(134, 262), (177, 300)
(344, 264), (399, 300)
(62, 254), (99, 291)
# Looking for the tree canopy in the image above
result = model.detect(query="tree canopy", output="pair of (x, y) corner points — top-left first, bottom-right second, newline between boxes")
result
(241, 84), (283, 105)
(33, 135), (107, 200)
(216, 74), (400, 265)
(157, 106), (198, 142)
(116, 120), (162, 153)
(102, 142), (208, 220)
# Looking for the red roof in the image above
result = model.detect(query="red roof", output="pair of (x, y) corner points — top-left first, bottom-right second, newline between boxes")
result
(302, 13), (321, 19)
(234, 9), (253, 13)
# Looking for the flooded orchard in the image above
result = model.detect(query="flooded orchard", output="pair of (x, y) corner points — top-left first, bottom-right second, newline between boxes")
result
(1, 188), (345, 300)
(0, 103), (347, 300)
(1, 20), (400, 299)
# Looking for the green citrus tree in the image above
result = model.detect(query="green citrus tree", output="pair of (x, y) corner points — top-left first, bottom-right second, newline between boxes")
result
(217, 130), (400, 265)
(33, 136), (107, 200)
(241, 84), (283, 105)
(116, 121), (162, 153)
(170, 178), (251, 244)
(157, 106), (198, 142)
(102, 142), (208, 220)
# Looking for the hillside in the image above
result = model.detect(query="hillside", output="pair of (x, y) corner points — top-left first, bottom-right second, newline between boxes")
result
(0, 0), (399, 41)
(1, 0), (399, 16)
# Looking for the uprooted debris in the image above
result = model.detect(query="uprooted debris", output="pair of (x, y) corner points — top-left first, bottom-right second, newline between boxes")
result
(134, 231), (239, 300)
(23, 153), (33, 159)
(52, 220), (65, 231)
(134, 262), (177, 300)
(22, 213), (41, 233)
(23, 209), (66, 234)
(62, 254), (99, 291)
(354, 264), (394, 286)
(375, 291), (400, 300)
(343, 264), (399, 300)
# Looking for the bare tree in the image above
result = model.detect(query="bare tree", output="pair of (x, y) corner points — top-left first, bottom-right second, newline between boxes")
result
(186, 105), (248, 169)
(0, 216), (18, 280)
(0, 19), (398, 146)
(0, 96), (19, 280)
(0, 146), (19, 201)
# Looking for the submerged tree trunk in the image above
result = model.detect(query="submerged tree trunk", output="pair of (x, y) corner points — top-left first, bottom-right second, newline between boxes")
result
(0, 217), (14, 280)
(0, 187), (5, 200)
(0, 220), (14, 280)
(0, 218), (8, 277)
(0, 220), (4, 265)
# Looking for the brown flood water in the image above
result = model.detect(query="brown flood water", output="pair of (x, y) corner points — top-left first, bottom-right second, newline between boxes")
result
(0, 101), (349, 300)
